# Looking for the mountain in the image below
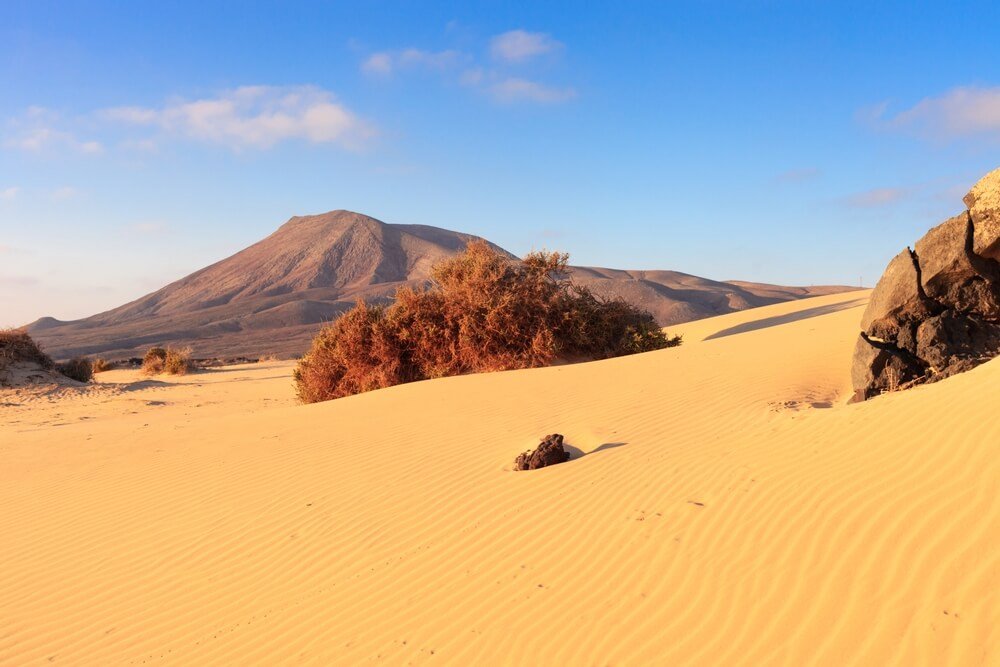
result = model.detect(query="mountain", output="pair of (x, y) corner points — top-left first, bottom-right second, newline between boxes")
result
(27, 210), (854, 359)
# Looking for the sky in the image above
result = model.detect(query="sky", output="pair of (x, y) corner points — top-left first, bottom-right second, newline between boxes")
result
(1, 1), (999, 327)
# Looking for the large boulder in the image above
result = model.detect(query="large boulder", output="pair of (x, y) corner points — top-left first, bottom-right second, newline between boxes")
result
(964, 167), (1000, 261)
(852, 168), (1000, 401)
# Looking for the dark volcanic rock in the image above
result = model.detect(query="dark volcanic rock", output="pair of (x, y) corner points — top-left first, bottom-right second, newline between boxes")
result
(514, 434), (571, 470)
(852, 168), (1000, 401)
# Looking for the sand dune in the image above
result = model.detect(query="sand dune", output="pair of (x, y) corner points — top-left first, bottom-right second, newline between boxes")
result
(1, 290), (996, 665)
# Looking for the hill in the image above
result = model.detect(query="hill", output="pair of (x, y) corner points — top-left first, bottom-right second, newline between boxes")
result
(27, 210), (854, 359)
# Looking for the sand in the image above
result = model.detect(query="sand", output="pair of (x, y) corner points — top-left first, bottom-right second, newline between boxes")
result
(1, 290), (996, 665)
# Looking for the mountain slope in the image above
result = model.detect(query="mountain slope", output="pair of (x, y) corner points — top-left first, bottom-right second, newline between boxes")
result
(28, 210), (854, 359)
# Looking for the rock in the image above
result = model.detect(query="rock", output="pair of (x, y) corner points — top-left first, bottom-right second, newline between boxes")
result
(964, 167), (1000, 261)
(514, 434), (570, 470)
(913, 212), (1000, 315)
(852, 167), (1000, 401)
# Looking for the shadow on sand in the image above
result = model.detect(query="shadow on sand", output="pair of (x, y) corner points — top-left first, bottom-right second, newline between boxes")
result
(703, 297), (868, 341)
(563, 441), (628, 461)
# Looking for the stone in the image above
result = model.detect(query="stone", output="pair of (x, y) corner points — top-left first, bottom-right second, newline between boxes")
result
(514, 434), (571, 470)
(964, 167), (1000, 261)
(852, 166), (1000, 401)
(913, 212), (1000, 316)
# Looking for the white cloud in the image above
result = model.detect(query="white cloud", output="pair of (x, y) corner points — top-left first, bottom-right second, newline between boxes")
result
(51, 186), (79, 200)
(489, 78), (577, 104)
(868, 86), (1000, 142)
(4, 126), (103, 154)
(845, 187), (908, 208)
(361, 49), (462, 76)
(362, 52), (394, 75)
(776, 167), (821, 183)
(102, 85), (374, 150)
(126, 221), (167, 235)
(490, 30), (562, 63)
(0, 186), (19, 200)
(459, 68), (485, 86)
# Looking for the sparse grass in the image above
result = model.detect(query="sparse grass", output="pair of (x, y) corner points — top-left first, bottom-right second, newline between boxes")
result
(884, 366), (901, 393)
(56, 357), (93, 383)
(0, 328), (55, 370)
(295, 241), (681, 403)
(142, 346), (193, 376)
(91, 357), (114, 373)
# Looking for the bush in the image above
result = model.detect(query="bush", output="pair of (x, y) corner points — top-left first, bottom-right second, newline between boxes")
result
(141, 347), (167, 375)
(56, 357), (93, 383)
(142, 346), (193, 375)
(91, 357), (114, 373)
(295, 241), (681, 403)
(0, 328), (54, 370)
(164, 347), (194, 375)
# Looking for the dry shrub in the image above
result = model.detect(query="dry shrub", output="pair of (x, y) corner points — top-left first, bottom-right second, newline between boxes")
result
(0, 328), (54, 370)
(56, 357), (93, 383)
(141, 347), (167, 375)
(91, 357), (114, 373)
(142, 346), (193, 375)
(164, 347), (194, 375)
(295, 241), (681, 403)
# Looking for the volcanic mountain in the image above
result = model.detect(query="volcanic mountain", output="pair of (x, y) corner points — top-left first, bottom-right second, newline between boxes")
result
(28, 210), (854, 359)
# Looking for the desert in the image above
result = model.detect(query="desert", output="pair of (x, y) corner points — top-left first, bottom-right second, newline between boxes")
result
(2, 286), (997, 664)
(3, 5), (998, 666)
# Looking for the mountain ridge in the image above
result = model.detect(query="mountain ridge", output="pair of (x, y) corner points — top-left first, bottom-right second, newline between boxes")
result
(28, 210), (855, 359)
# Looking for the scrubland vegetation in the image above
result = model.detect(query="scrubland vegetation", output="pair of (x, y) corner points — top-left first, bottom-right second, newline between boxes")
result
(295, 241), (680, 403)
(1, 329), (92, 383)
(55, 357), (93, 383)
(141, 346), (194, 376)
(0, 328), (55, 371)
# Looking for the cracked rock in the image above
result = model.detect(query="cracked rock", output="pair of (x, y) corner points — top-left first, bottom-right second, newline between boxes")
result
(852, 168), (1000, 401)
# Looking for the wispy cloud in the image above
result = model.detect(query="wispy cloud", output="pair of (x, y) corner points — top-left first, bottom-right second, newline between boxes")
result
(361, 27), (575, 106)
(101, 85), (374, 151)
(845, 187), (908, 208)
(51, 186), (79, 200)
(361, 48), (463, 76)
(4, 107), (103, 154)
(0, 186), (19, 201)
(864, 86), (1000, 142)
(776, 167), (821, 183)
(488, 78), (577, 104)
(126, 221), (167, 235)
(490, 30), (562, 63)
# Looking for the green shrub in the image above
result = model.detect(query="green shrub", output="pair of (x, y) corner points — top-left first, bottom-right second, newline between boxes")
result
(295, 241), (680, 403)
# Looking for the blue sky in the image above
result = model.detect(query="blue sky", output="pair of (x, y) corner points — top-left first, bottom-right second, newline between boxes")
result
(1, 1), (998, 327)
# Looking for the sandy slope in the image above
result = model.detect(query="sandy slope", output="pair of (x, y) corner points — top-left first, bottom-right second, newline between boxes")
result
(1, 290), (996, 665)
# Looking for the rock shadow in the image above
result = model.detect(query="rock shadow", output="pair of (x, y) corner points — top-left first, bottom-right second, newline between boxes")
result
(704, 298), (868, 340)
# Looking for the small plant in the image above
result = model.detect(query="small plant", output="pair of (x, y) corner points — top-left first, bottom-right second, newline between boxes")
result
(91, 357), (114, 373)
(56, 357), (93, 383)
(141, 347), (168, 375)
(142, 346), (193, 376)
(0, 328), (54, 370)
(884, 366), (901, 393)
(163, 347), (194, 375)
